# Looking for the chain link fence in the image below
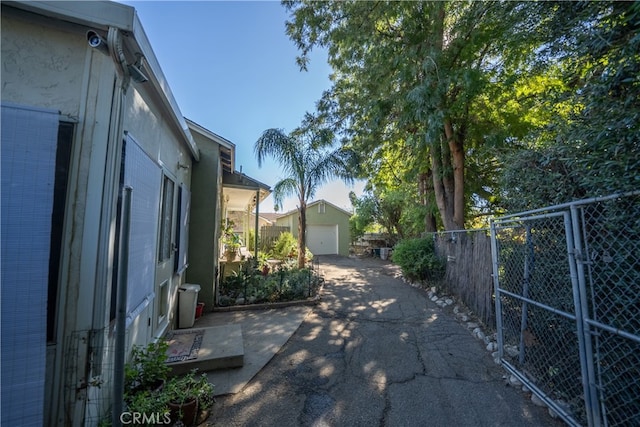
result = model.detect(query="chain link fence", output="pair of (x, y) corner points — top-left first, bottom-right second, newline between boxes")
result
(490, 191), (640, 427)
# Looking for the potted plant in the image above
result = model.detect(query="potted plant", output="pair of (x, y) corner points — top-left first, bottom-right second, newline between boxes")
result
(163, 370), (215, 426)
(124, 340), (170, 395)
(222, 221), (242, 261)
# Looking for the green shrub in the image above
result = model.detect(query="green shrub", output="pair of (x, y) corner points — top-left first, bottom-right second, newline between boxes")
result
(392, 238), (445, 284)
(270, 232), (314, 262)
(270, 232), (297, 260)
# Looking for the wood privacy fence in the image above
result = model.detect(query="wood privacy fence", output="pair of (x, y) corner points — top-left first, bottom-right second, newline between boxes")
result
(430, 230), (494, 328)
(260, 225), (290, 250)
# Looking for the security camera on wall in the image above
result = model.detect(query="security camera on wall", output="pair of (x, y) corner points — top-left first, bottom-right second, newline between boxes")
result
(87, 30), (109, 55)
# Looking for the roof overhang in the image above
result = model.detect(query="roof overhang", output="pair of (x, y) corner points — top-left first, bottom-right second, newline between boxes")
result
(186, 119), (234, 172)
(8, 0), (200, 161)
(223, 171), (271, 212)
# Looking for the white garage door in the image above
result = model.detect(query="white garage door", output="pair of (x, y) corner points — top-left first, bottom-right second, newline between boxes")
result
(307, 224), (338, 255)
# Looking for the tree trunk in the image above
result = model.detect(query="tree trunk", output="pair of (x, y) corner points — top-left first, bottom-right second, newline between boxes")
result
(430, 135), (457, 231)
(297, 202), (306, 269)
(419, 171), (437, 233)
(444, 118), (465, 229)
(428, 2), (462, 232)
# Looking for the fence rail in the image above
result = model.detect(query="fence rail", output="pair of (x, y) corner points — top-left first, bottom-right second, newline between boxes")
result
(490, 191), (640, 427)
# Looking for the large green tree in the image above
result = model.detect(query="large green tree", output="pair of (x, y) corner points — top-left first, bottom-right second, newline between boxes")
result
(284, 1), (556, 230)
(500, 1), (640, 211)
(255, 115), (353, 267)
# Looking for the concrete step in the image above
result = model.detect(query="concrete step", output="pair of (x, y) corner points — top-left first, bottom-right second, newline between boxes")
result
(166, 324), (244, 376)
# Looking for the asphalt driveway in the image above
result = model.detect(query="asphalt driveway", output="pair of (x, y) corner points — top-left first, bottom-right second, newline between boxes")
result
(209, 255), (561, 427)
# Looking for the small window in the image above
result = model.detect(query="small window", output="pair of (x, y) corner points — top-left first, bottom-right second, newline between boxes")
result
(318, 202), (326, 214)
(159, 175), (175, 262)
(158, 280), (169, 323)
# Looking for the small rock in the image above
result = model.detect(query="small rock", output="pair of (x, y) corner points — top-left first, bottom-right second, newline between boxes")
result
(466, 322), (479, 329)
(522, 385), (530, 393)
(531, 393), (546, 407)
(453, 306), (460, 314)
(460, 315), (469, 322)
(475, 331), (486, 340)
(486, 342), (497, 352)
(444, 298), (454, 305)
(430, 286), (436, 293)
(430, 295), (439, 302)
(509, 375), (522, 387)
(504, 345), (519, 358)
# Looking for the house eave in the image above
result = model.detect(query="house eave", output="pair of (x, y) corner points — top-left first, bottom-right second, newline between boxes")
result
(7, 0), (200, 161)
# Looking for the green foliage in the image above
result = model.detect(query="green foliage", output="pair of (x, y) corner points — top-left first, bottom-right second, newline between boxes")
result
(219, 262), (322, 306)
(124, 340), (170, 394)
(391, 238), (445, 285)
(255, 113), (355, 267)
(163, 370), (215, 411)
(123, 341), (172, 425)
(269, 231), (313, 262)
(270, 231), (297, 260)
(284, 1), (558, 230)
(500, 1), (640, 211)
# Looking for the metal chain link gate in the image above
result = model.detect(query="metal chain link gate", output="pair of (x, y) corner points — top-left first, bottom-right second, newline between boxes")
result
(490, 192), (640, 427)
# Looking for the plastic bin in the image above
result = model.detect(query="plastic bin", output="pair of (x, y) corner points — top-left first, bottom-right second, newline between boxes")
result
(178, 284), (201, 328)
(380, 248), (390, 260)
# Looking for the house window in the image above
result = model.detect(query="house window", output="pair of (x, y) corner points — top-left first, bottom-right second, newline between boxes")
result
(158, 280), (169, 323)
(159, 175), (175, 262)
(318, 201), (326, 214)
(174, 184), (190, 274)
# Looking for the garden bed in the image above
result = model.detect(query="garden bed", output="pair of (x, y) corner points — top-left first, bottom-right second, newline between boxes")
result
(217, 260), (323, 308)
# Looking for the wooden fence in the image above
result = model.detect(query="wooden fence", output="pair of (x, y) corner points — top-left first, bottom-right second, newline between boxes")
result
(260, 225), (290, 250)
(431, 230), (495, 328)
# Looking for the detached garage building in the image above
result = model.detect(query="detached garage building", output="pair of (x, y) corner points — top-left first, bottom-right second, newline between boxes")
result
(275, 200), (351, 256)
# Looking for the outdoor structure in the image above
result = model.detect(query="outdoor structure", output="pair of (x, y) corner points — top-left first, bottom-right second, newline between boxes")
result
(186, 120), (270, 308)
(0, 2), (266, 425)
(275, 199), (352, 256)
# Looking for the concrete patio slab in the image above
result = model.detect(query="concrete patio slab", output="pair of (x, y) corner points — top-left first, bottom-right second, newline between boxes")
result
(167, 324), (244, 376)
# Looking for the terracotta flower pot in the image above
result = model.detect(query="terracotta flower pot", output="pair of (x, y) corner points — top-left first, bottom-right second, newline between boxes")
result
(168, 398), (198, 426)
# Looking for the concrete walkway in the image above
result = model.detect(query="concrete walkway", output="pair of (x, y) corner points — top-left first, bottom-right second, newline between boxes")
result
(206, 255), (562, 426)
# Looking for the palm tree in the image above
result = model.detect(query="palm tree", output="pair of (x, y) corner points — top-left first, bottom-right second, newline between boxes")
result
(255, 117), (354, 268)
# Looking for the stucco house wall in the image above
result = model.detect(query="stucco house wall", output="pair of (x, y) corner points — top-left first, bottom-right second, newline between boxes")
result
(1, 2), (199, 425)
(275, 200), (352, 256)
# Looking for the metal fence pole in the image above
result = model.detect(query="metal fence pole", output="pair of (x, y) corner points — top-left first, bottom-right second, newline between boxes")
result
(570, 205), (602, 427)
(489, 218), (504, 360)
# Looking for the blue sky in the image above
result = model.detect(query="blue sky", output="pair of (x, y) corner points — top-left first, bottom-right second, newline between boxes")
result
(120, 1), (364, 212)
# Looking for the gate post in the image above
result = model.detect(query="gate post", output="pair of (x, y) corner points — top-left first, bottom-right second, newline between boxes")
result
(568, 206), (601, 427)
(489, 218), (504, 360)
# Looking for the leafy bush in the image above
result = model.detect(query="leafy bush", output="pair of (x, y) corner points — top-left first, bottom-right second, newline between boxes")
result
(219, 263), (322, 306)
(270, 232), (297, 260)
(269, 231), (313, 263)
(392, 238), (445, 284)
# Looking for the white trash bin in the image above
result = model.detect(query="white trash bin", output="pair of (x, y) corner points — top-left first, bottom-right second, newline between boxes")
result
(178, 284), (201, 328)
(380, 247), (390, 260)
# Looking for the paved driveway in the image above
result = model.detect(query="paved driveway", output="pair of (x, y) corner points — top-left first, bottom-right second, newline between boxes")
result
(209, 255), (561, 426)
